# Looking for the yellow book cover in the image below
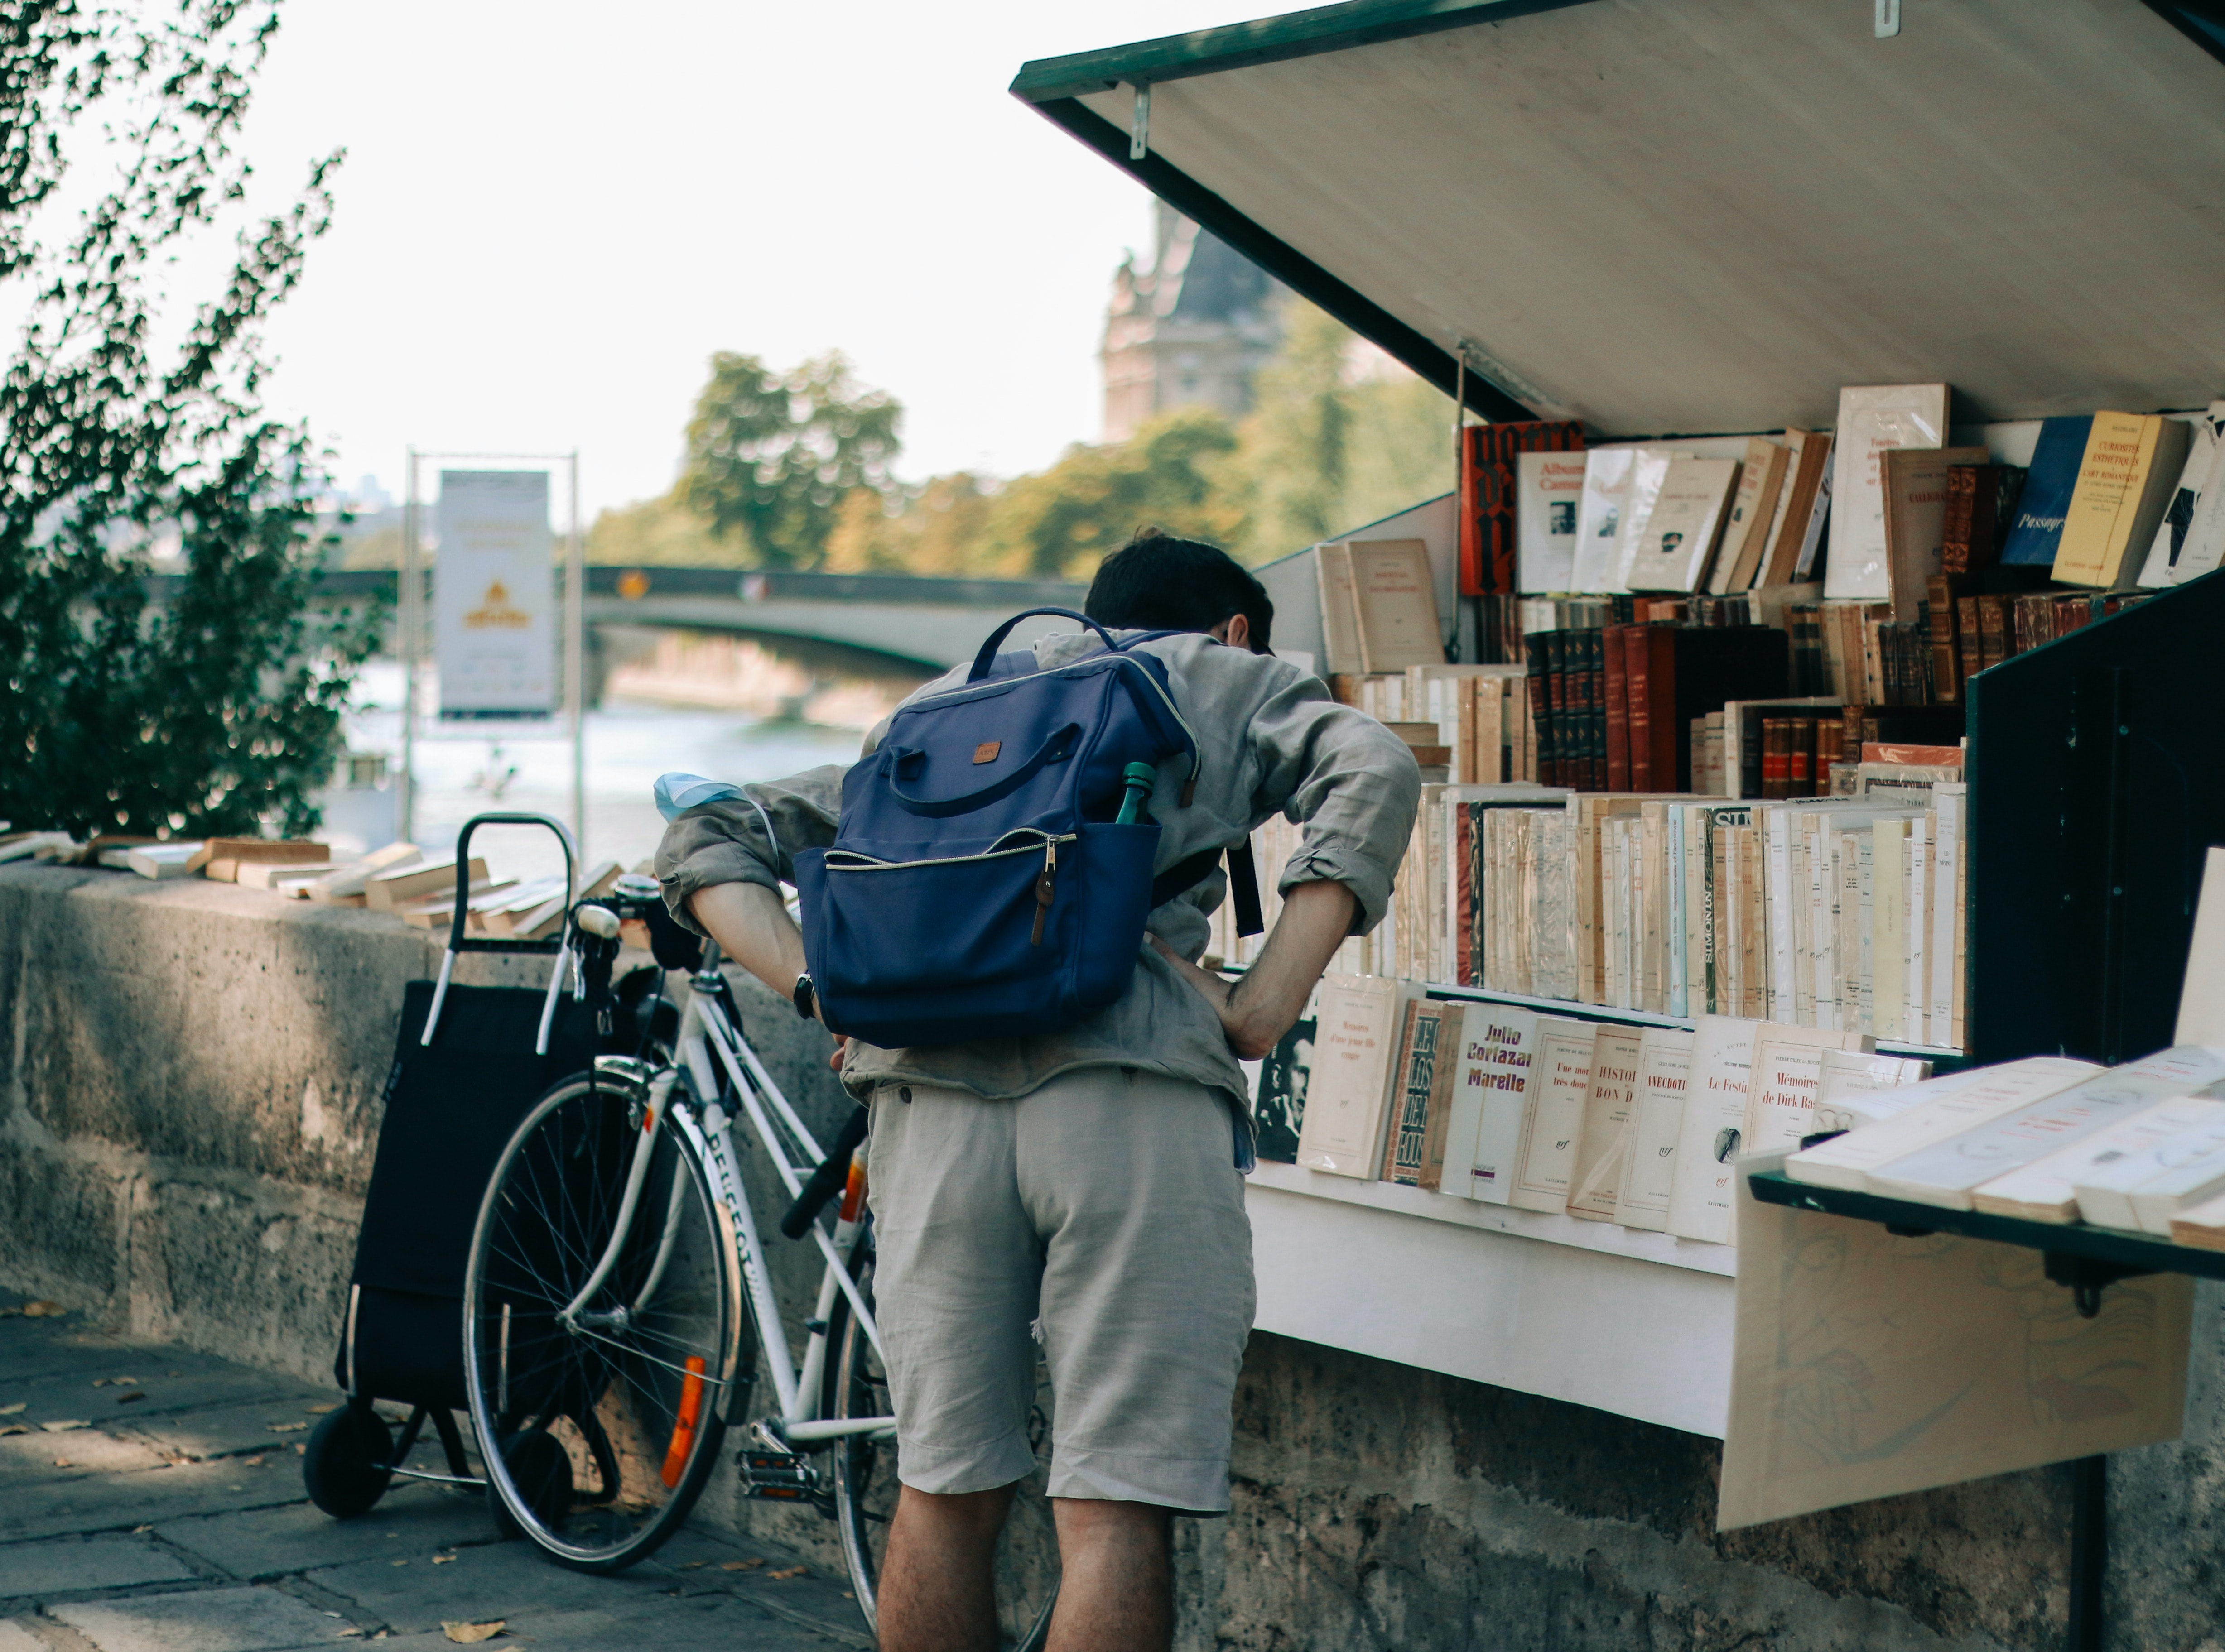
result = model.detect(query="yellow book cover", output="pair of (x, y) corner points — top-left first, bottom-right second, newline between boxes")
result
(2052, 412), (2159, 586)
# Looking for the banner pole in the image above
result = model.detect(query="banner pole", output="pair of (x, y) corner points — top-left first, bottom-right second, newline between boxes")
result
(567, 450), (585, 865)
(399, 447), (419, 846)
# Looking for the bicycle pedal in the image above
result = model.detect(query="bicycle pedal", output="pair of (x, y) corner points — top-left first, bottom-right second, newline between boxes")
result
(737, 1448), (816, 1502)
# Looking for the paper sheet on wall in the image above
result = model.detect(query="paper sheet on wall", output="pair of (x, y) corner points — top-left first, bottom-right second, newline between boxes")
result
(1717, 1153), (2191, 1531)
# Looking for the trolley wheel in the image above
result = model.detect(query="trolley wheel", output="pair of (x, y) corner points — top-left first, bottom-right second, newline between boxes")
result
(303, 1402), (394, 1518)
(486, 1429), (574, 1539)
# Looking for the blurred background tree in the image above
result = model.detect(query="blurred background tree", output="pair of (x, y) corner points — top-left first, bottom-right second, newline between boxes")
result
(0, 0), (377, 842)
(679, 350), (901, 570)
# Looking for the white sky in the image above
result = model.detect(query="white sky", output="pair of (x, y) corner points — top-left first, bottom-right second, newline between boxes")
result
(242, 0), (1270, 519)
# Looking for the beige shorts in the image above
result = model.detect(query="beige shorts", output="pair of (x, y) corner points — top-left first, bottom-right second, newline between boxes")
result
(863, 1066), (1255, 1513)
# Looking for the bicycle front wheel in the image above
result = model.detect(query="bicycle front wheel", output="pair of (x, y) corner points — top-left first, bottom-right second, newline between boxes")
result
(828, 1234), (1059, 1649)
(463, 1072), (745, 1571)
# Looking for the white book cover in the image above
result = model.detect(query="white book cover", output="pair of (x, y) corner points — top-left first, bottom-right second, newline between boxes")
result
(1865, 1047), (2225, 1210)
(1743, 1025), (1868, 1159)
(1786, 1057), (2099, 1191)
(1508, 1019), (1598, 1213)
(1294, 975), (1413, 1177)
(1621, 456), (1739, 592)
(1567, 1026), (1645, 1220)
(1928, 784), (1966, 1046)
(1570, 448), (1637, 594)
(1812, 1050), (1934, 1133)
(1823, 383), (1949, 601)
(1443, 1005), (1542, 1205)
(1665, 1014), (1763, 1244)
(2181, 845), (2225, 1048)
(2137, 402), (2225, 587)
(1608, 447), (1687, 592)
(1517, 450), (1588, 592)
(2074, 1106), (2225, 1233)
(1613, 1027), (1696, 1230)
(1974, 1096), (2225, 1225)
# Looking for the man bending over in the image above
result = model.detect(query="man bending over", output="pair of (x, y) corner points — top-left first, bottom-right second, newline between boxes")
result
(656, 528), (1419, 1652)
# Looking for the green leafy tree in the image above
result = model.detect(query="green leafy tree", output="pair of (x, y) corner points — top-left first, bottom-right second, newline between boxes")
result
(680, 351), (902, 570)
(986, 409), (1244, 578)
(0, 0), (375, 842)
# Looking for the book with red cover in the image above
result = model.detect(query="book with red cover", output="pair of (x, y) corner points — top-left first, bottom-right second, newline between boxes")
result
(1860, 742), (1965, 767)
(1627, 624), (1791, 792)
(1604, 624), (1633, 790)
(1461, 420), (1585, 596)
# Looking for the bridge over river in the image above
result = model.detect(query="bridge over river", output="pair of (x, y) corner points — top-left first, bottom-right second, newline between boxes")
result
(157, 567), (1094, 673)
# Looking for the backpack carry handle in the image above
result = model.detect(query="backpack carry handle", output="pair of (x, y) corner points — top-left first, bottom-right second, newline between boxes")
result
(968, 608), (1124, 682)
(883, 724), (1081, 818)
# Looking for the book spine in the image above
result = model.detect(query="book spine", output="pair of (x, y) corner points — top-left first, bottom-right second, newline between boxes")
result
(1535, 632), (1563, 787)
(1956, 595), (1983, 687)
(1941, 465), (1978, 574)
(1761, 718), (1787, 800)
(1627, 627), (1654, 791)
(1926, 575), (1961, 703)
(1587, 630), (1608, 791)
(1789, 716), (1815, 798)
(1604, 623), (1632, 790)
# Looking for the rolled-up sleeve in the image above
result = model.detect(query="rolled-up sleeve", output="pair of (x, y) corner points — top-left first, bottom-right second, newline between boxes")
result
(654, 765), (847, 934)
(1245, 680), (1421, 936)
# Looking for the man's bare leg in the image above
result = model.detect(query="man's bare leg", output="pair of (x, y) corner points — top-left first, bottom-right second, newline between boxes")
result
(879, 1484), (1015, 1652)
(1046, 1497), (1174, 1652)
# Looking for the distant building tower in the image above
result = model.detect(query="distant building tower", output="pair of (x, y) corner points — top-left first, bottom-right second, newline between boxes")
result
(1100, 204), (1284, 444)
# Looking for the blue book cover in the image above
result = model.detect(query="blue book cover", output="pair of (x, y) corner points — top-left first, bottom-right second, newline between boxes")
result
(1999, 415), (2092, 565)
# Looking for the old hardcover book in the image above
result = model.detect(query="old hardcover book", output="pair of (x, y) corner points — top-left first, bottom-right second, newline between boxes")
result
(1565, 1026), (1645, 1221)
(1999, 414), (2095, 566)
(1508, 1019), (1599, 1213)
(1760, 432), (1835, 588)
(1294, 975), (1415, 1178)
(1864, 1047), (2225, 1209)
(1463, 419), (1584, 596)
(1972, 1097), (2225, 1225)
(1825, 385), (1950, 604)
(1714, 437), (1790, 594)
(1612, 1028), (1697, 1230)
(1348, 538), (1445, 671)
(365, 856), (489, 911)
(1876, 444), (1989, 620)
(1663, 1013), (1765, 1244)
(1316, 541), (1365, 675)
(1603, 624), (1633, 791)
(1382, 1000), (1463, 1189)
(2052, 412), (2192, 589)
(192, 838), (330, 883)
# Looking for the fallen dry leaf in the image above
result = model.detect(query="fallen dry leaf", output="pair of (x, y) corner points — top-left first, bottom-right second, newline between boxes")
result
(244, 1455), (265, 1467)
(268, 1421), (308, 1432)
(0, 1307), (20, 1319)
(307, 1402), (338, 1414)
(432, 1555), (454, 1566)
(441, 1622), (505, 1645)
(391, 1559), (409, 1567)
(679, 1560), (706, 1569)
(113, 1376), (138, 1386)
(295, 1444), (306, 1455)
(117, 1392), (147, 1405)
(133, 1526), (152, 1533)
(768, 1566), (805, 1580)
(91, 1378), (107, 1388)
(40, 1420), (87, 1432)
(52, 1457), (72, 1467)
(21, 1301), (65, 1318)
(0, 1402), (24, 1416)
(719, 1559), (764, 1572)
(0, 1426), (27, 1437)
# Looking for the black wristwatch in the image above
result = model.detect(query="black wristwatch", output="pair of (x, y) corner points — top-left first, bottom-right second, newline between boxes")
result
(793, 972), (817, 1022)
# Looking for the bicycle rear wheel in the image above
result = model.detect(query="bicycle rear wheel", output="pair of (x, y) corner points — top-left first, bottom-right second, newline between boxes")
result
(827, 1235), (1059, 1649)
(463, 1072), (745, 1571)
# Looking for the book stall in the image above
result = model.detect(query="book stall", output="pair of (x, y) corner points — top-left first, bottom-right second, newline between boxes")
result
(1015, 2), (2225, 1642)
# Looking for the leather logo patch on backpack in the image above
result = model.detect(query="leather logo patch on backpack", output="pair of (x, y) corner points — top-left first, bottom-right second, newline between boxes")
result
(973, 741), (1002, 765)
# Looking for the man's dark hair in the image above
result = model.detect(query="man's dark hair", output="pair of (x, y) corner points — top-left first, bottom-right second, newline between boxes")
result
(1084, 527), (1274, 653)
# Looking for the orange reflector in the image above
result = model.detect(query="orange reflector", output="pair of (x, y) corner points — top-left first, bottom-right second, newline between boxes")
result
(660, 1355), (707, 1488)
(838, 1156), (867, 1224)
(641, 1104), (658, 1136)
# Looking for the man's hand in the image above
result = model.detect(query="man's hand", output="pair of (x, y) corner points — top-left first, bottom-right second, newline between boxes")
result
(1151, 879), (1356, 1061)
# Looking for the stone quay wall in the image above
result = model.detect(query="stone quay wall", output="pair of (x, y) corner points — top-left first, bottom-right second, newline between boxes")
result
(3, 863), (2221, 1651)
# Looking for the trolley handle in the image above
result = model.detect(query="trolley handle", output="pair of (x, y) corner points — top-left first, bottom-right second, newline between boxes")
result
(449, 812), (576, 956)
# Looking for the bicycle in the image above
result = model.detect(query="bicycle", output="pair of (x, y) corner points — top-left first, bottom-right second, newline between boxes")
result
(459, 877), (1060, 1646)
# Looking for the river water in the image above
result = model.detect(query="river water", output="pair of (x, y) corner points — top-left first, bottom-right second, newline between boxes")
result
(331, 661), (869, 884)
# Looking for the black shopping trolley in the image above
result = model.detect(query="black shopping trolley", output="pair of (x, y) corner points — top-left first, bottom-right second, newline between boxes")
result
(305, 812), (615, 1523)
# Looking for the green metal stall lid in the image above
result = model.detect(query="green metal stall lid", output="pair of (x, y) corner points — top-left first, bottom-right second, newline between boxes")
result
(1013, 0), (2225, 440)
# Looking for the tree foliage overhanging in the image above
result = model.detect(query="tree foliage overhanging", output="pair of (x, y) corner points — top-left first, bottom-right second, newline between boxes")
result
(0, 0), (375, 843)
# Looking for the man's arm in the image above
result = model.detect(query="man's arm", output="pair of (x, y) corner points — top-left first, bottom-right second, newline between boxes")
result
(689, 881), (809, 1007)
(1150, 879), (1355, 1060)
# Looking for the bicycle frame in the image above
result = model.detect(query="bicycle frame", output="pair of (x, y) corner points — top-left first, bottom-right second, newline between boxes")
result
(553, 941), (894, 1448)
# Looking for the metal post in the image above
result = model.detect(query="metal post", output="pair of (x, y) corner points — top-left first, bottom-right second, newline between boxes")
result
(399, 448), (419, 845)
(2067, 1453), (2106, 1652)
(566, 450), (585, 867)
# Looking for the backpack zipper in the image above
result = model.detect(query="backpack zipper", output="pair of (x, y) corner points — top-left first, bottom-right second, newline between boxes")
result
(900, 651), (1201, 797)
(822, 830), (1076, 873)
(1031, 837), (1057, 946)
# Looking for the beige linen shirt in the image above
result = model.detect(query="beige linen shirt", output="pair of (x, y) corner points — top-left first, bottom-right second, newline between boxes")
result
(655, 627), (1421, 1113)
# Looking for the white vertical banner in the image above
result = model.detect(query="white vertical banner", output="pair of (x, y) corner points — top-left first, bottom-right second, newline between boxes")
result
(434, 469), (556, 716)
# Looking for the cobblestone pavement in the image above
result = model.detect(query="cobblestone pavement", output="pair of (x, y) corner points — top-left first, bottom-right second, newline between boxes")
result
(0, 1291), (870, 1651)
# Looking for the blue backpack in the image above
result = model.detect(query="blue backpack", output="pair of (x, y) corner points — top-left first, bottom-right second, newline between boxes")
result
(791, 609), (1212, 1047)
